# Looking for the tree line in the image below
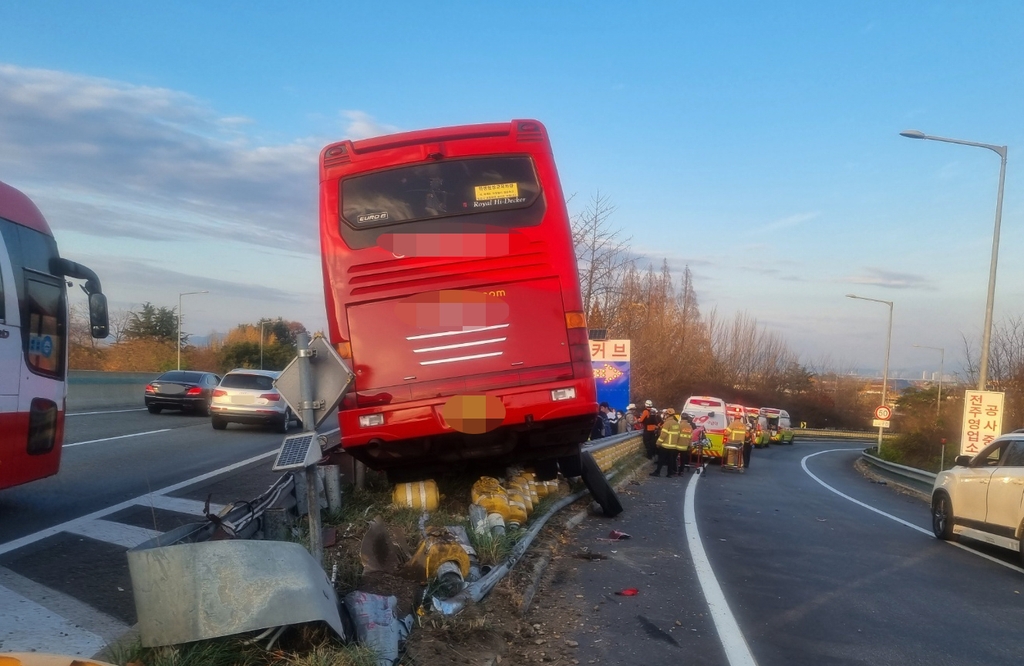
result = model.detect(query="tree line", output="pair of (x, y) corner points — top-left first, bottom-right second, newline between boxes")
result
(69, 302), (307, 374)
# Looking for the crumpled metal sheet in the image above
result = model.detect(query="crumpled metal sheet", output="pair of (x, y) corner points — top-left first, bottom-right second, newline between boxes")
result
(127, 539), (345, 647)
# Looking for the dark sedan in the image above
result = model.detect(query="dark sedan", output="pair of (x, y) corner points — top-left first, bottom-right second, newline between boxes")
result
(145, 371), (221, 415)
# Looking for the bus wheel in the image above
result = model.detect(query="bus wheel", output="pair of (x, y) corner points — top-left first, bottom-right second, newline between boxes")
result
(147, 405), (162, 414)
(558, 453), (583, 478)
(533, 458), (559, 481)
(580, 451), (623, 517)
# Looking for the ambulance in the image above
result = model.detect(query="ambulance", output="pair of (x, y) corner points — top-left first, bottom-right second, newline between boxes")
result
(681, 396), (731, 459)
(760, 407), (795, 444)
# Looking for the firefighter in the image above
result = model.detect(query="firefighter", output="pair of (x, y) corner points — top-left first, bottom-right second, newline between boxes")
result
(651, 408), (684, 477)
(639, 400), (661, 459)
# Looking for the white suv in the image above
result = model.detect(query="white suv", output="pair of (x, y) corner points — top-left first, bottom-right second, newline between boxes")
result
(210, 369), (295, 433)
(931, 432), (1024, 563)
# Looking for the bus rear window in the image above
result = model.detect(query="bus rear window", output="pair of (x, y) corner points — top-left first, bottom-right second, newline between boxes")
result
(341, 156), (542, 228)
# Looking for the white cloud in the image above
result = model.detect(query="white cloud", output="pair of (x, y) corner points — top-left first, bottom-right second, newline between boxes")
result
(843, 267), (936, 290)
(342, 110), (400, 140)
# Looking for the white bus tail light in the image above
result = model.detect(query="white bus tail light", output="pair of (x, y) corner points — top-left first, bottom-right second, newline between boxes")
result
(359, 413), (384, 428)
(551, 387), (576, 401)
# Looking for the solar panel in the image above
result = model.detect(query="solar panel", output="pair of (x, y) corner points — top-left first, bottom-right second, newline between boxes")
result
(273, 433), (320, 471)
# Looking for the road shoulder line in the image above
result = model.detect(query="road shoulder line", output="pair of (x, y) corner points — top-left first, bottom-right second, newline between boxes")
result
(801, 448), (1024, 574)
(684, 470), (758, 666)
(0, 449), (277, 557)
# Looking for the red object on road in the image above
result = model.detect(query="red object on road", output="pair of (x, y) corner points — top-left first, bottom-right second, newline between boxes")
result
(616, 588), (639, 596)
(607, 530), (632, 541)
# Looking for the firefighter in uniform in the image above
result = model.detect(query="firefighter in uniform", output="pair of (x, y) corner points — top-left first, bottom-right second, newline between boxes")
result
(639, 400), (661, 459)
(651, 408), (685, 477)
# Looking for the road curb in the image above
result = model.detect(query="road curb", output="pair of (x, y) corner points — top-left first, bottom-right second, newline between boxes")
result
(853, 458), (930, 503)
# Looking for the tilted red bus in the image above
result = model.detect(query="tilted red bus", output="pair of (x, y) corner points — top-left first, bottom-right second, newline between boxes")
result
(319, 120), (597, 480)
(0, 180), (108, 490)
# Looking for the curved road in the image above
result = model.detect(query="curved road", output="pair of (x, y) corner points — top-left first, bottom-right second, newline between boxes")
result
(568, 439), (1024, 666)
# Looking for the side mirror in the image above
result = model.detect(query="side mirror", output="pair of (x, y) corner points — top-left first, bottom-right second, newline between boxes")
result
(954, 455), (973, 467)
(88, 292), (109, 339)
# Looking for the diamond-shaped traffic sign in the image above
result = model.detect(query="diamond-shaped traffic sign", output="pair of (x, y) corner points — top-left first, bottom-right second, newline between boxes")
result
(274, 335), (354, 430)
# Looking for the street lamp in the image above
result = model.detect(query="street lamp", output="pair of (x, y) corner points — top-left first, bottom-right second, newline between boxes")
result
(912, 344), (945, 418)
(900, 129), (1007, 391)
(259, 320), (266, 370)
(846, 293), (893, 454)
(177, 290), (209, 370)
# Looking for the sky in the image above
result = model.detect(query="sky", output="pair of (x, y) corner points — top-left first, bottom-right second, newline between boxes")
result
(1, 1), (1022, 378)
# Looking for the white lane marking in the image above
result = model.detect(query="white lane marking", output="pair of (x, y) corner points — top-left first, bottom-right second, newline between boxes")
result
(0, 449), (277, 557)
(684, 470), (759, 666)
(66, 408), (147, 416)
(801, 449), (1024, 574)
(64, 429), (171, 447)
(0, 565), (129, 644)
(0, 581), (108, 657)
(65, 519), (163, 549)
(801, 449), (931, 536)
(137, 494), (225, 517)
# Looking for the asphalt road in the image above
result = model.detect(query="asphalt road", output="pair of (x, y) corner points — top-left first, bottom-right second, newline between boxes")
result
(0, 406), (285, 656)
(566, 439), (1024, 666)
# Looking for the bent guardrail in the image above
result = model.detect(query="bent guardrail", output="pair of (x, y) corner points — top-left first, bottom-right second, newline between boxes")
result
(860, 450), (937, 486)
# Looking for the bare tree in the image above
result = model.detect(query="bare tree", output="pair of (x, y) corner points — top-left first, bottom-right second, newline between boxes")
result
(108, 307), (136, 344)
(571, 191), (631, 318)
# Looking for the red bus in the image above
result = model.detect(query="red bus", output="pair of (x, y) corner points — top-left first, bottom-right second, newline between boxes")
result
(0, 180), (108, 490)
(319, 120), (597, 480)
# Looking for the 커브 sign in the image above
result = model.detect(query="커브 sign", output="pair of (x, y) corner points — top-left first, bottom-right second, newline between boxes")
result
(960, 390), (1005, 456)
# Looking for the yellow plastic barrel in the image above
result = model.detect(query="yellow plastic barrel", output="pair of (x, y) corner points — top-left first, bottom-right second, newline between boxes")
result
(508, 485), (533, 514)
(471, 477), (505, 504)
(392, 480), (439, 512)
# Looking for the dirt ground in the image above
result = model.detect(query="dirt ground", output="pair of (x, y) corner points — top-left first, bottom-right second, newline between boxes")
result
(321, 460), (646, 666)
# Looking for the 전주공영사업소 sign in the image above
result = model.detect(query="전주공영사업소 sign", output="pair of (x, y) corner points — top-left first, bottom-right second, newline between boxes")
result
(960, 390), (1005, 456)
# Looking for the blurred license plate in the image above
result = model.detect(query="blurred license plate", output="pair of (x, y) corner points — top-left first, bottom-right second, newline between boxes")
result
(231, 395), (256, 405)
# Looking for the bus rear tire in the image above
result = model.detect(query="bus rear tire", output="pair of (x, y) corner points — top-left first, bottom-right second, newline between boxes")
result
(558, 453), (583, 478)
(533, 458), (559, 481)
(580, 451), (623, 517)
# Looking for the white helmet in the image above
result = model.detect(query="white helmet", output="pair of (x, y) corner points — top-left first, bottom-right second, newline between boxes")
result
(644, 399), (653, 408)
(627, 403), (636, 410)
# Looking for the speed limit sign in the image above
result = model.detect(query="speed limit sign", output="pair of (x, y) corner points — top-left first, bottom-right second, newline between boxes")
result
(874, 405), (892, 420)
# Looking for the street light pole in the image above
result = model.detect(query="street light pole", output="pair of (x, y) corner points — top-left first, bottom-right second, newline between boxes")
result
(912, 344), (945, 418)
(900, 130), (1007, 390)
(177, 290), (209, 371)
(847, 294), (893, 454)
(260, 320), (265, 370)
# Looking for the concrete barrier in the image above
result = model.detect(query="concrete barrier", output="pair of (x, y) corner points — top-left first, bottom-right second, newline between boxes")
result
(67, 371), (159, 411)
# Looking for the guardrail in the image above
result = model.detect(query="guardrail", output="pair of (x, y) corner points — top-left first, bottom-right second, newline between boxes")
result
(860, 450), (937, 486)
(799, 428), (897, 440)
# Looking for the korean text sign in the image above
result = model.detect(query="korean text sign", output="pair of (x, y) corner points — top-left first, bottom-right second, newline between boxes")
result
(591, 339), (630, 410)
(959, 390), (1004, 456)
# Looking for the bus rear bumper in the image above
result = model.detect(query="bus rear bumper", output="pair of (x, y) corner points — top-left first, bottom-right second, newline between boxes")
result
(335, 379), (597, 475)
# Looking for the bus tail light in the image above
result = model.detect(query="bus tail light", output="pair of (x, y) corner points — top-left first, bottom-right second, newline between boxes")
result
(565, 311), (587, 329)
(27, 398), (58, 455)
(359, 414), (384, 428)
(551, 387), (576, 401)
(336, 341), (352, 359)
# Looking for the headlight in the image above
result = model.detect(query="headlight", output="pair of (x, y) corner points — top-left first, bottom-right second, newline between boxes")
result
(359, 414), (384, 428)
(551, 387), (576, 401)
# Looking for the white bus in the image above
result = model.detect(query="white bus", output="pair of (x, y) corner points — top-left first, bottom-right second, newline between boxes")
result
(0, 179), (108, 490)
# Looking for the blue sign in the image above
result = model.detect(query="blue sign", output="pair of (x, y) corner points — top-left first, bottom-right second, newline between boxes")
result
(593, 361), (630, 412)
(29, 334), (54, 357)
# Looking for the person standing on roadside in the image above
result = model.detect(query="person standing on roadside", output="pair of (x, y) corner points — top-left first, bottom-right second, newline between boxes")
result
(610, 407), (626, 432)
(640, 400), (661, 459)
(624, 404), (638, 431)
(591, 402), (609, 440)
(651, 408), (683, 477)
(606, 407), (620, 435)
